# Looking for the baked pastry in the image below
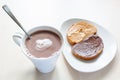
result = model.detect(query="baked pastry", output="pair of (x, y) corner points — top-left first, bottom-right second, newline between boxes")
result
(72, 36), (104, 60)
(67, 21), (97, 45)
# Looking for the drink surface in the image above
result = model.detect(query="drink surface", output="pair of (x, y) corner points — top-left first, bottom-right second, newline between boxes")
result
(25, 30), (61, 58)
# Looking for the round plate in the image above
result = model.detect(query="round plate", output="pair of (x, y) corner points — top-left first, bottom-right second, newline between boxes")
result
(60, 18), (117, 73)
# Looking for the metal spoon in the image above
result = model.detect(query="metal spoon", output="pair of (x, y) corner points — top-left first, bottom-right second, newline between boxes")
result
(2, 5), (31, 39)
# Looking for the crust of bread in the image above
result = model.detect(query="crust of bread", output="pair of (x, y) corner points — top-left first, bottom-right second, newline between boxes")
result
(72, 49), (103, 60)
(67, 21), (97, 45)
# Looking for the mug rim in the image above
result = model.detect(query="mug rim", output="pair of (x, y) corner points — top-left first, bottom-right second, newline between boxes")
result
(20, 26), (64, 60)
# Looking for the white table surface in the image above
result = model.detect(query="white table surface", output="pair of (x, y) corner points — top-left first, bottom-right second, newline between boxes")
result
(0, 0), (120, 80)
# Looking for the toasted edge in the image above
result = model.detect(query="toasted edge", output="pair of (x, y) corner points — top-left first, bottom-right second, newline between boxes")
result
(72, 46), (103, 60)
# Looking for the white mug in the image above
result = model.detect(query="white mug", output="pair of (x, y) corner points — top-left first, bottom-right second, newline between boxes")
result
(13, 26), (63, 73)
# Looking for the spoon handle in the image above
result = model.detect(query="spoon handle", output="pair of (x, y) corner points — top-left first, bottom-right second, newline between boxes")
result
(2, 5), (31, 38)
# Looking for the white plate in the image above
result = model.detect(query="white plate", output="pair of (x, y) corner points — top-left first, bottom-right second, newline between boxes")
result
(60, 18), (117, 73)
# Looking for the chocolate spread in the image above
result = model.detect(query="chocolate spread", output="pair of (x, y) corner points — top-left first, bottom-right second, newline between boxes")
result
(72, 36), (104, 60)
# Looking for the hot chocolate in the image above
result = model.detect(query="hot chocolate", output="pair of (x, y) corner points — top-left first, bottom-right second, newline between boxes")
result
(25, 30), (62, 58)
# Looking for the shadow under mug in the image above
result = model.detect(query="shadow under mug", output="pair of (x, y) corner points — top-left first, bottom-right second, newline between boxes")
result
(13, 26), (63, 73)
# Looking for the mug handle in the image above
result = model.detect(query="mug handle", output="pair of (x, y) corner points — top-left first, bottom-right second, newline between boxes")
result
(13, 33), (24, 46)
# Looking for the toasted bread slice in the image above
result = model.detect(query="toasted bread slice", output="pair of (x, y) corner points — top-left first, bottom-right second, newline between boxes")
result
(67, 21), (97, 45)
(72, 36), (104, 60)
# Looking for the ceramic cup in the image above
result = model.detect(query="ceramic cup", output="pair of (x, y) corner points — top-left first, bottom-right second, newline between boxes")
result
(13, 26), (63, 73)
